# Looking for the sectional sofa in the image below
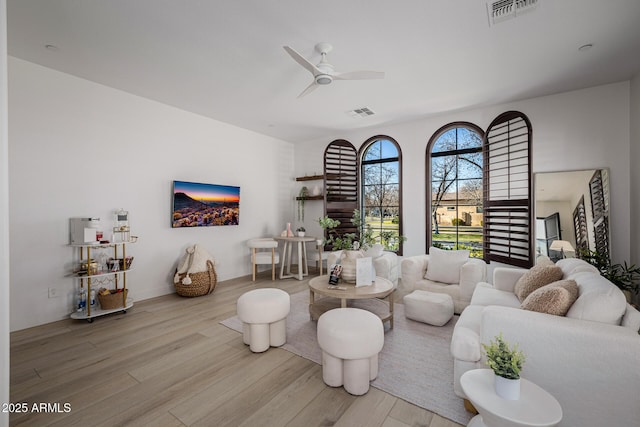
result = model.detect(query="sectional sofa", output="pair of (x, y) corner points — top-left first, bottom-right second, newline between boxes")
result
(450, 258), (640, 427)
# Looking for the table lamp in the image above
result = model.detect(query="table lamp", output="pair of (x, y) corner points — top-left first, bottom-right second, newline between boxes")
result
(549, 240), (575, 259)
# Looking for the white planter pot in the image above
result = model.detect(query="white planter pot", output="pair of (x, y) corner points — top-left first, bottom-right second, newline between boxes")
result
(340, 250), (363, 283)
(297, 232), (305, 237)
(495, 375), (520, 400)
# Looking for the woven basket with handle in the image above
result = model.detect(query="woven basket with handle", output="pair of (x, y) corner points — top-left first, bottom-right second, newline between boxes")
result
(174, 259), (217, 297)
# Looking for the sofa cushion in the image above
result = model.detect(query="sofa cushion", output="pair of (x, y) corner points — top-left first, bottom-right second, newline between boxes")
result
(566, 272), (627, 325)
(425, 247), (470, 284)
(450, 305), (485, 362)
(521, 279), (579, 316)
(556, 258), (599, 276)
(621, 304), (640, 333)
(514, 264), (563, 302)
(470, 283), (521, 308)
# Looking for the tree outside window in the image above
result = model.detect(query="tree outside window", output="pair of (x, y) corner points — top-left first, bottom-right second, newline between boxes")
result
(428, 124), (483, 257)
(361, 137), (403, 253)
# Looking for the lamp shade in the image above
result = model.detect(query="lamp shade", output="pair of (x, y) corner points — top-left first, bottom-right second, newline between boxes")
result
(549, 240), (575, 252)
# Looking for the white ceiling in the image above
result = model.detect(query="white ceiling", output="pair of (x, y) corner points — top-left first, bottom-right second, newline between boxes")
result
(535, 169), (596, 203)
(7, 0), (640, 143)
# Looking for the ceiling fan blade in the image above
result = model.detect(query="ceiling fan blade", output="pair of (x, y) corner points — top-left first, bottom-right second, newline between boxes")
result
(333, 70), (385, 80)
(283, 46), (321, 76)
(297, 81), (319, 98)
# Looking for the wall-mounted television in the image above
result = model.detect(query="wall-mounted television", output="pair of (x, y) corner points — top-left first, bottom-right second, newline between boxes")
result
(172, 180), (240, 227)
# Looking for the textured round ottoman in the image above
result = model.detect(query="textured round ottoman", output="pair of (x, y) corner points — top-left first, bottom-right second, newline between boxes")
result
(403, 290), (454, 326)
(237, 288), (290, 352)
(317, 308), (384, 395)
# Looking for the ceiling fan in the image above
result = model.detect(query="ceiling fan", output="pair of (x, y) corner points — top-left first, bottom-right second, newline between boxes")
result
(283, 42), (385, 98)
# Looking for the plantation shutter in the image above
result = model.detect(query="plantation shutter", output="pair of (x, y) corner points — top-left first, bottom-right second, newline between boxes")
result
(589, 169), (610, 262)
(324, 140), (358, 245)
(573, 196), (589, 257)
(483, 111), (533, 268)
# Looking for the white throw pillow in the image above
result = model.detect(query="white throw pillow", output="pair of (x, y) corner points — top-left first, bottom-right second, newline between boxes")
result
(424, 247), (470, 284)
(566, 272), (627, 325)
(364, 243), (384, 259)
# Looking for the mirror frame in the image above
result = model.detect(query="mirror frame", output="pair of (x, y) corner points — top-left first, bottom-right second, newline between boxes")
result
(534, 168), (610, 264)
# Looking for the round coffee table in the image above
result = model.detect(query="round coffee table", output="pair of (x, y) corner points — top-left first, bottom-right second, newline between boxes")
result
(308, 275), (395, 329)
(461, 369), (562, 427)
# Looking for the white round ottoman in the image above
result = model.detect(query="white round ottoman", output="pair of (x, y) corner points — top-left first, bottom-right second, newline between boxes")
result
(317, 308), (384, 395)
(237, 288), (290, 353)
(403, 290), (454, 326)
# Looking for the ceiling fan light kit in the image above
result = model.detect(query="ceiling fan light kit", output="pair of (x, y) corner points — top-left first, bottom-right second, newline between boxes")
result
(283, 42), (384, 97)
(316, 75), (332, 85)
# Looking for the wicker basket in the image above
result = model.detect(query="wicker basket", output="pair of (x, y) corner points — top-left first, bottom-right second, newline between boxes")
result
(174, 259), (217, 297)
(98, 289), (128, 310)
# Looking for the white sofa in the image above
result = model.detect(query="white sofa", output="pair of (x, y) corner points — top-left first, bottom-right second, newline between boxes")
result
(327, 245), (399, 286)
(401, 252), (487, 313)
(450, 258), (640, 427)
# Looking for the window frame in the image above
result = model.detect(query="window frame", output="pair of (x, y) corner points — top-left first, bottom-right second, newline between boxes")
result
(425, 122), (485, 254)
(359, 135), (404, 255)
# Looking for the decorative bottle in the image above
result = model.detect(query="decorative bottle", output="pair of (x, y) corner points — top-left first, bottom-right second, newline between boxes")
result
(77, 288), (87, 312)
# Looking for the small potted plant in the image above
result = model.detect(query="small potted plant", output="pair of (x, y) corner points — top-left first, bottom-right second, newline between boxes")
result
(297, 187), (309, 221)
(482, 333), (526, 400)
(296, 226), (306, 237)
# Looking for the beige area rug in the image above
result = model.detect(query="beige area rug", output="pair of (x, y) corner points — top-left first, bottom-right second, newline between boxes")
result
(221, 291), (472, 426)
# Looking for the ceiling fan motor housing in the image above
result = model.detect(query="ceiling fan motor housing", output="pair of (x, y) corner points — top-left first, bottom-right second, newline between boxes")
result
(315, 74), (333, 85)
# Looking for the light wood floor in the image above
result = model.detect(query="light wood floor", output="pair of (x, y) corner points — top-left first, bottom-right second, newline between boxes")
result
(10, 272), (464, 427)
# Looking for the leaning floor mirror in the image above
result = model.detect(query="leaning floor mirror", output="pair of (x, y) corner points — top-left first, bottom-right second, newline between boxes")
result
(534, 169), (610, 264)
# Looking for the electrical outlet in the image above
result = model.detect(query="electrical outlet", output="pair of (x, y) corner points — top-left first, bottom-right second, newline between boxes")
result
(48, 287), (60, 298)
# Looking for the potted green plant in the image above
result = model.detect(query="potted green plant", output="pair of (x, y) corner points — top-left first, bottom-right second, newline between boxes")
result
(482, 333), (526, 400)
(296, 226), (306, 237)
(318, 210), (376, 282)
(297, 186), (309, 221)
(318, 209), (375, 251)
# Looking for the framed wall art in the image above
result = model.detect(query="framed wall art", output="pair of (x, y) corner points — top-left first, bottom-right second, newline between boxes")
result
(172, 180), (240, 227)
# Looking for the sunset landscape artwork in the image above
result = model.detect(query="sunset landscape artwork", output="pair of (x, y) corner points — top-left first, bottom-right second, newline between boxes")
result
(172, 180), (240, 227)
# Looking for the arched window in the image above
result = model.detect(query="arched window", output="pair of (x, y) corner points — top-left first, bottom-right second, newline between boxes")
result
(427, 123), (484, 257)
(360, 136), (403, 254)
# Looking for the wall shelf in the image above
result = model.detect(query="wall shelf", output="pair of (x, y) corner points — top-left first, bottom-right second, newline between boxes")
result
(296, 175), (324, 182)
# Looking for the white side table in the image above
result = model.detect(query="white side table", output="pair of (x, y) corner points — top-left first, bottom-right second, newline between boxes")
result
(460, 369), (562, 427)
(274, 236), (316, 280)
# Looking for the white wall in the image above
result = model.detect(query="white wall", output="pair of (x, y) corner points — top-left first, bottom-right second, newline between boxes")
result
(1, 1), (11, 425)
(631, 72), (640, 306)
(9, 57), (295, 331)
(630, 72), (640, 268)
(295, 82), (632, 265)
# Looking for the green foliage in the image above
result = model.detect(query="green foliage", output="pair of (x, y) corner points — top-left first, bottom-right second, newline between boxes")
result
(318, 210), (375, 251)
(430, 241), (483, 258)
(579, 248), (640, 293)
(451, 218), (466, 226)
(379, 230), (407, 251)
(297, 187), (309, 221)
(455, 243), (483, 259)
(482, 333), (526, 380)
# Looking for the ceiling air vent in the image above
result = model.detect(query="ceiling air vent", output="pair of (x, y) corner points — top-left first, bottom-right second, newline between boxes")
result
(347, 107), (375, 119)
(487, 0), (538, 26)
